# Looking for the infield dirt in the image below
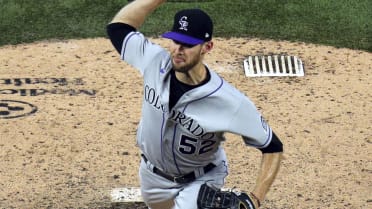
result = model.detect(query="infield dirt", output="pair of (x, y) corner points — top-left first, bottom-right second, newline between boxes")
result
(0, 37), (371, 209)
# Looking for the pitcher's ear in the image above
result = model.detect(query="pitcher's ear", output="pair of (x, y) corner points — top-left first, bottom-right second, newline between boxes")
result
(202, 41), (214, 54)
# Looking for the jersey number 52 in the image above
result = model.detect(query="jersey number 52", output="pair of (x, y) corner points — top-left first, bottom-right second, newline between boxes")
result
(179, 135), (216, 155)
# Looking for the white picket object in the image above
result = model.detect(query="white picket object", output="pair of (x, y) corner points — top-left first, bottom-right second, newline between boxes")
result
(243, 55), (304, 77)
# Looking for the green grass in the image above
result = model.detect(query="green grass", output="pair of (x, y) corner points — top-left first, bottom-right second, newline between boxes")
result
(0, 0), (371, 51)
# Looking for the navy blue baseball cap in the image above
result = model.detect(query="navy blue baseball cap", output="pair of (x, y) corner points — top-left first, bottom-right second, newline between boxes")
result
(162, 9), (213, 45)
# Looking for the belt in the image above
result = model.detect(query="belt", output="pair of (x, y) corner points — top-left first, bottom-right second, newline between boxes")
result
(141, 154), (216, 184)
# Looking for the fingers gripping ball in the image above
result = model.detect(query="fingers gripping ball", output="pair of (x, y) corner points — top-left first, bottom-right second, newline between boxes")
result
(197, 183), (256, 209)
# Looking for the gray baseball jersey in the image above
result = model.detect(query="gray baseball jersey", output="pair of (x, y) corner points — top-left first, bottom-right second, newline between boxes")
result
(121, 31), (272, 176)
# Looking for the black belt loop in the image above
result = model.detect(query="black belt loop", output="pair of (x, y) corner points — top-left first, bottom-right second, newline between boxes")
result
(141, 154), (215, 184)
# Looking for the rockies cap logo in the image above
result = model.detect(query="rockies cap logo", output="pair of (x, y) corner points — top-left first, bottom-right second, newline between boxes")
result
(162, 9), (213, 45)
(179, 16), (188, 31)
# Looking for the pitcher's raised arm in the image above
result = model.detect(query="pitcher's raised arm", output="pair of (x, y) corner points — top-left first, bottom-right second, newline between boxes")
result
(110, 0), (166, 29)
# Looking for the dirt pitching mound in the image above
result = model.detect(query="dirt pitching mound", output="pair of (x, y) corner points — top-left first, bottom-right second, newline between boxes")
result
(0, 37), (371, 209)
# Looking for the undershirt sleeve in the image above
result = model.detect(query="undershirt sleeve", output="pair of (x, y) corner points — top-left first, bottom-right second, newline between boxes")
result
(258, 131), (283, 153)
(106, 22), (136, 54)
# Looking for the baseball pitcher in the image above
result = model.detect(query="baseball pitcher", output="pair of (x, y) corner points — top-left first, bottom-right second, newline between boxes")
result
(107, 0), (283, 208)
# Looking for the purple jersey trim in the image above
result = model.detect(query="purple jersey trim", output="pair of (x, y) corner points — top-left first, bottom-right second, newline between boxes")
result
(261, 127), (273, 148)
(120, 32), (140, 60)
(160, 112), (166, 165)
(183, 77), (224, 108)
(172, 124), (181, 174)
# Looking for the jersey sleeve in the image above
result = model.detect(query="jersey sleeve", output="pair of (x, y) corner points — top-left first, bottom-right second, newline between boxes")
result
(228, 97), (272, 148)
(120, 31), (165, 75)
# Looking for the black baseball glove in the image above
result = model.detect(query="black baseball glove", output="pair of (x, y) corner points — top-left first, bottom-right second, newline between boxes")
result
(197, 183), (257, 209)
